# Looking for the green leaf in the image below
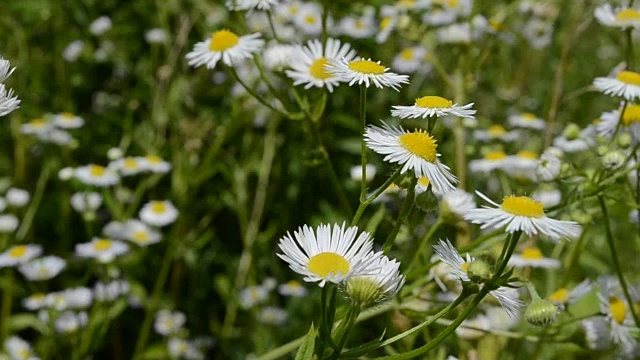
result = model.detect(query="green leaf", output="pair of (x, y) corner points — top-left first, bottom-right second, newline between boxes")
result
(340, 329), (387, 358)
(8, 313), (50, 335)
(295, 323), (317, 360)
(141, 342), (169, 359)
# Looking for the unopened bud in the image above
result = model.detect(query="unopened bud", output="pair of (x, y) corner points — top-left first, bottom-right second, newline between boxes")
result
(562, 123), (581, 141)
(415, 191), (438, 213)
(602, 150), (625, 170)
(525, 298), (559, 327)
(596, 145), (608, 156)
(617, 133), (633, 149)
(467, 260), (492, 282)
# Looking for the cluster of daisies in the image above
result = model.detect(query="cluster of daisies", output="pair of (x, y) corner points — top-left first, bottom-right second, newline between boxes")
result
(20, 112), (85, 146)
(236, 277), (309, 328)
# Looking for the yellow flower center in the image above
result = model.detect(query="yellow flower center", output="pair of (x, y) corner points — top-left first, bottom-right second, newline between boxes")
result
(521, 247), (543, 260)
(304, 15), (317, 24)
(9, 245), (27, 258)
(609, 296), (627, 324)
(517, 150), (538, 159)
(146, 155), (162, 164)
(309, 57), (331, 80)
(520, 112), (538, 120)
(399, 130), (438, 162)
(489, 20), (505, 31)
(622, 104), (640, 126)
(615, 9), (640, 21)
(18, 349), (31, 358)
(89, 165), (106, 177)
(500, 195), (544, 217)
(616, 70), (640, 85)
(418, 177), (430, 186)
(386, 183), (400, 192)
(123, 158), (139, 169)
(355, 19), (365, 29)
(548, 288), (569, 302)
(133, 231), (149, 243)
(415, 96), (453, 108)
(400, 48), (415, 60)
(32, 293), (46, 300)
(460, 262), (469, 273)
(30, 119), (47, 128)
(94, 239), (112, 251)
(485, 150), (507, 161)
(151, 201), (167, 214)
(287, 280), (301, 288)
(62, 112), (75, 119)
(307, 252), (350, 278)
(348, 60), (385, 74)
(487, 125), (507, 136)
(209, 30), (239, 52)
(397, 0), (415, 9)
(380, 17), (392, 30)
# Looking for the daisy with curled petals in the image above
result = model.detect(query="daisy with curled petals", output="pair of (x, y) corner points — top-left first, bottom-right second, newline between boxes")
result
(277, 223), (380, 287)
(285, 38), (357, 93)
(593, 70), (640, 102)
(433, 239), (525, 317)
(596, 104), (640, 141)
(464, 192), (581, 240)
(596, 277), (638, 354)
(595, 4), (640, 29)
(391, 95), (476, 119)
(345, 254), (405, 306)
(185, 29), (264, 70)
(226, 0), (281, 11)
(326, 58), (409, 91)
(365, 122), (457, 193)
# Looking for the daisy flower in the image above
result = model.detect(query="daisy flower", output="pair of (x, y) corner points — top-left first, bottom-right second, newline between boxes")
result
(145, 28), (168, 44)
(473, 125), (519, 142)
(440, 189), (477, 220)
(46, 287), (93, 311)
(154, 310), (186, 336)
(547, 279), (592, 307)
(20, 118), (51, 135)
(364, 122), (457, 193)
(391, 46), (429, 74)
(531, 187), (562, 208)
(89, 15), (111, 36)
(0, 245), (43, 267)
(18, 256), (66, 281)
(0, 83), (20, 117)
(5, 336), (39, 360)
(536, 147), (563, 181)
(258, 306), (289, 325)
(109, 156), (147, 176)
(93, 279), (130, 302)
(0, 214), (19, 233)
(593, 70), (640, 101)
(376, 6), (398, 43)
(54, 311), (88, 334)
(508, 246), (560, 268)
(595, 4), (640, 29)
(75, 238), (129, 263)
(338, 7), (376, 39)
(508, 112), (545, 130)
(277, 223), (379, 287)
(391, 95), (476, 119)
(239, 284), (270, 309)
(139, 200), (179, 227)
(123, 219), (162, 246)
(142, 155), (172, 173)
(6, 187), (30, 207)
(326, 58), (409, 91)
(522, 19), (554, 49)
(433, 239), (525, 317)
(262, 43), (297, 71)
(504, 150), (539, 180)
(74, 164), (120, 187)
(597, 104), (640, 141)
(277, 280), (308, 297)
(469, 150), (508, 174)
(285, 38), (357, 93)
(185, 29), (264, 70)
(23, 293), (48, 311)
(436, 22), (472, 44)
(52, 112), (84, 129)
(414, 176), (432, 194)
(0, 57), (16, 82)
(350, 164), (377, 182)
(345, 254), (405, 306)
(464, 192), (582, 240)
(292, 3), (324, 35)
(226, 0), (281, 11)
(596, 277), (638, 354)
(70, 192), (103, 213)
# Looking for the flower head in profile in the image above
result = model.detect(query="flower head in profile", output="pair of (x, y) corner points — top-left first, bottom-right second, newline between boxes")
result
(464, 192), (581, 240)
(345, 254), (405, 307)
(139, 200), (179, 227)
(593, 70), (640, 102)
(186, 29), (264, 70)
(74, 164), (120, 187)
(326, 58), (409, 91)
(508, 112), (545, 130)
(226, 0), (281, 11)
(18, 256), (66, 281)
(391, 96), (476, 119)
(508, 246), (560, 268)
(597, 104), (640, 141)
(364, 122), (457, 193)
(595, 4), (640, 29)
(277, 223), (379, 287)
(75, 238), (129, 263)
(285, 38), (357, 93)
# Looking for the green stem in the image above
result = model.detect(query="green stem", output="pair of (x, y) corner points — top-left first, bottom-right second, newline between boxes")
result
(131, 229), (180, 359)
(359, 84), (368, 203)
(16, 160), (53, 241)
(560, 224), (589, 286)
(626, 28), (635, 70)
(228, 67), (289, 118)
(406, 217), (443, 276)
(598, 196), (640, 327)
(351, 168), (403, 226)
(382, 177), (417, 254)
(329, 304), (362, 359)
(0, 269), (13, 344)
(266, 11), (280, 42)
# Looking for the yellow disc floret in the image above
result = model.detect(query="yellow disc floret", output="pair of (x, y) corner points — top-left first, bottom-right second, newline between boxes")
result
(501, 195), (544, 217)
(521, 247), (543, 260)
(94, 239), (112, 251)
(415, 96), (453, 108)
(151, 201), (167, 214)
(548, 288), (569, 303)
(310, 57), (331, 80)
(399, 130), (438, 162)
(622, 104), (640, 126)
(348, 60), (385, 74)
(89, 165), (106, 177)
(487, 125), (507, 136)
(517, 150), (538, 159)
(307, 252), (350, 278)
(400, 48), (415, 60)
(485, 150), (507, 161)
(615, 9), (640, 21)
(209, 30), (239, 52)
(616, 70), (640, 86)
(9, 245), (27, 258)
(609, 296), (628, 324)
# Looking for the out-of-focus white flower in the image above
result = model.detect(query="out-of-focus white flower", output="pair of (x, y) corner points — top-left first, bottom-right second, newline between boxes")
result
(54, 311), (88, 334)
(75, 238), (129, 263)
(74, 164), (120, 187)
(154, 310), (187, 336)
(4, 336), (39, 360)
(18, 256), (66, 281)
(139, 200), (179, 227)
(258, 306), (288, 325)
(94, 279), (130, 302)
(0, 245), (42, 268)
(145, 28), (168, 44)
(70, 192), (103, 213)
(63, 40), (85, 62)
(0, 214), (19, 233)
(89, 16), (112, 35)
(6, 187), (29, 207)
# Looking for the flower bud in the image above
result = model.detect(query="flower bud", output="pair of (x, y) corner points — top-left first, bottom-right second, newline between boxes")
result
(562, 123), (581, 141)
(525, 298), (559, 327)
(466, 259), (492, 282)
(596, 145), (608, 156)
(415, 191), (438, 213)
(602, 150), (625, 170)
(617, 133), (633, 149)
